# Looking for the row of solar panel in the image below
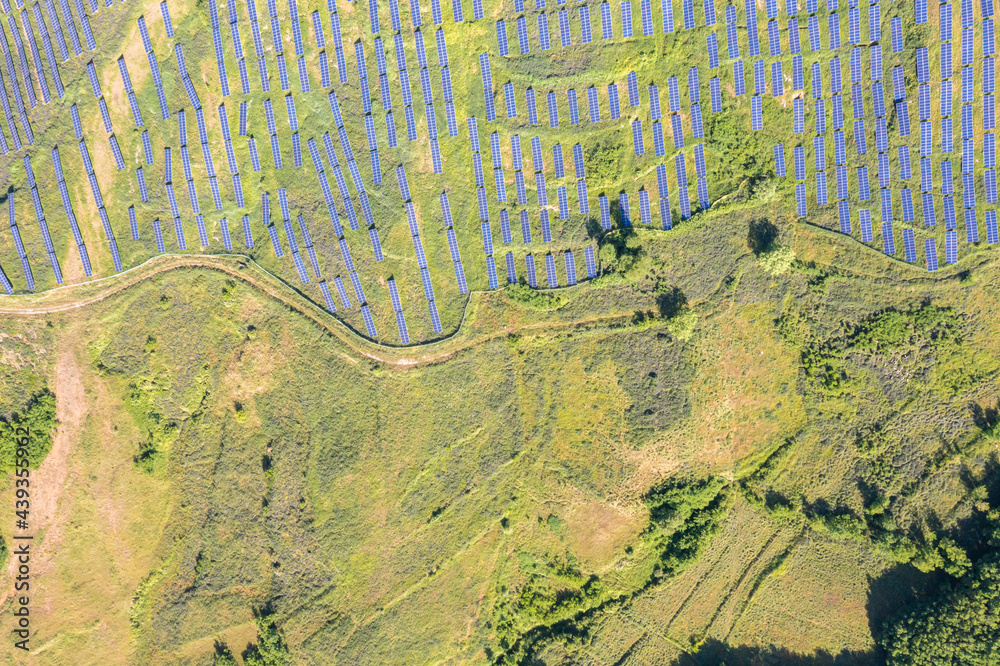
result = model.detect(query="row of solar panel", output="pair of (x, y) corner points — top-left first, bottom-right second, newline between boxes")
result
(22, 155), (64, 284)
(50, 146), (94, 277)
(3, 195), (35, 290)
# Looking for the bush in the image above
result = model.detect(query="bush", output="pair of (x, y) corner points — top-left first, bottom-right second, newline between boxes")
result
(505, 283), (567, 310)
(243, 612), (291, 666)
(757, 245), (795, 275)
(0, 390), (57, 472)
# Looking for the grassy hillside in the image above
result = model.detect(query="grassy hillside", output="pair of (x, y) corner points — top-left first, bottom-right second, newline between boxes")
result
(0, 202), (997, 664)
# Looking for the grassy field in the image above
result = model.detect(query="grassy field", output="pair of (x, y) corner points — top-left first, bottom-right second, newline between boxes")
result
(0, 196), (996, 663)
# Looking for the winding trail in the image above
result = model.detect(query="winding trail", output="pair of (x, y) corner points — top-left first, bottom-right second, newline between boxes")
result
(0, 254), (635, 369)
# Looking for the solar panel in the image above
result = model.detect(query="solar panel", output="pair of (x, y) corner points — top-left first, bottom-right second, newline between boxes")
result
(987, 210), (1000, 243)
(875, 221), (894, 255)
(897, 145), (912, 182)
(898, 228), (916, 262)
(626, 71), (640, 108)
(558, 9), (572, 46)
(683, 0), (696, 30)
(751, 96), (763, 130)
(944, 229), (958, 263)
(640, 0), (653, 34)
(548, 90), (559, 127)
(556, 185), (569, 218)
(707, 32), (719, 69)
(624, 0), (639, 35)
(545, 253), (558, 287)
(808, 14), (820, 51)
(734, 60), (746, 96)
(889, 16), (903, 52)
(793, 98), (805, 134)
(666, 77), (680, 114)
(497, 19), (509, 56)
(795, 183), (807, 217)
(754, 60), (766, 96)
(710, 78), (722, 112)
(774, 144), (786, 176)
(767, 20), (781, 56)
(901, 188), (915, 222)
(816, 171), (829, 205)
(584, 245), (597, 277)
(962, 67), (975, 104)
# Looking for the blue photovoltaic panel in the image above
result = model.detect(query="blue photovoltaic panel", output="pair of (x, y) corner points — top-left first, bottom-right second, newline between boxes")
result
(816, 171), (828, 205)
(880, 188), (894, 222)
(814, 136), (826, 170)
(599, 194), (611, 228)
(902, 228), (917, 261)
(880, 222), (895, 255)
(640, 0), (653, 34)
(836, 200), (850, 233)
(793, 55), (804, 91)
(774, 143), (786, 176)
(836, 164), (849, 199)
(751, 96), (763, 130)
(794, 145), (806, 180)
(710, 78), (722, 112)
(627, 71), (640, 107)
(671, 114), (684, 147)
(584, 246), (597, 277)
(568, 89), (580, 124)
(727, 22), (739, 58)
(667, 76), (680, 111)
(920, 157), (934, 192)
(795, 183), (807, 216)
(619, 192), (632, 226)
(902, 188), (915, 222)
(899, 145), (912, 180)
(734, 60), (746, 96)
(601, 2), (614, 39)
(856, 208), (873, 241)
(652, 121), (665, 155)
(545, 253), (558, 287)
(587, 86), (601, 122)
(557, 185), (570, 218)
(945, 230), (958, 263)
(772, 62), (784, 96)
(767, 20), (780, 56)
(682, 0), (695, 30)
(754, 59), (766, 95)
(890, 16), (903, 52)
(808, 15), (820, 51)
(794, 98), (805, 133)
(987, 210), (1000, 243)
(785, 16), (802, 55)
(497, 19), (509, 56)
(558, 9), (571, 46)
(707, 33), (719, 69)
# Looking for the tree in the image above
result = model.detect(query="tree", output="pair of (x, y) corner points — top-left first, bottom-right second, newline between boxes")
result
(879, 553), (1000, 665)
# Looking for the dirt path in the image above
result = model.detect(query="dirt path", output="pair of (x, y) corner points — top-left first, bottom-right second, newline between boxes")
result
(0, 255), (638, 369)
(0, 330), (87, 606)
